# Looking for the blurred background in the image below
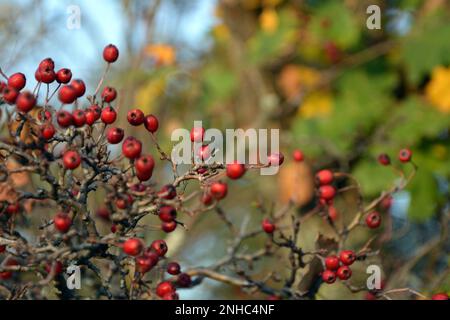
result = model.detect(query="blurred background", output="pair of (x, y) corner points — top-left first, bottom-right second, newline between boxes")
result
(0, 0), (449, 299)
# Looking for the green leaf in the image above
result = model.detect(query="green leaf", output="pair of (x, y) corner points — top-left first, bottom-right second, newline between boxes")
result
(407, 168), (439, 221)
(353, 159), (398, 196)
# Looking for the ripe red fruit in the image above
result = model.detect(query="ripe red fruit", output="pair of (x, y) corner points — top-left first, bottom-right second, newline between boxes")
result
(156, 281), (174, 298)
(190, 127), (205, 142)
(322, 270), (336, 284)
(123, 238), (143, 256)
(85, 110), (97, 126)
(115, 194), (133, 209)
(135, 155), (155, 181)
(35, 69), (42, 82)
(158, 184), (177, 200)
(399, 148), (412, 163)
(210, 181), (228, 200)
(318, 185), (336, 201)
(106, 127), (124, 144)
(339, 250), (356, 266)
(16, 91), (36, 113)
(177, 273), (192, 287)
(0, 81), (5, 92)
(162, 292), (179, 300)
(45, 261), (63, 275)
(201, 193), (213, 206)
(72, 109), (86, 127)
(336, 265), (352, 280)
(122, 137), (142, 159)
(96, 207), (110, 220)
(167, 262), (181, 275)
(144, 114), (159, 133)
(37, 109), (52, 122)
(54, 213), (72, 233)
(101, 106), (117, 124)
(226, 162), (246, 180)
(366, 211), (381, 229)
(56, 68), (72, 84)
(40, 123), (56, 140)
(325, 255), (340, 270)
(135, 255), (156, 274)
(315, 169), (334, 185)
(380, 195), (393, 210)
(197, 145), (211, 161)
(378, 153), (390, 166)
(101, 86), (117, 103)
(57, 110), (73, 128)
(127, 109), (145, 126)
(5, 202), (20, 214)
(159, 206), (177, 222)
(39, 68), (56, 84)
(8, 72), (26, 90)
(431, 293), (449, 300)
(103, 44), (119, 63)
(328, 206), (338, 221)
(87, 104), (102, 118)
(38, 58), (55, 71)
(162, 221), (177, 233)
(268, 152), (284, 166)
(2, 86), (19, 104)
(58, 85), (77, 104)
(262, 218), (275, 234)
(70, 79), (86, 97)
(63, 150), (81, 170)
(0, 258), (18, 280)
(150, 239), (168, 257)
(293, 149), (304, 162)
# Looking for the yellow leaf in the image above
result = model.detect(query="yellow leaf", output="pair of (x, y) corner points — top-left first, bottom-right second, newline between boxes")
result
(260, 8), (278, 33)
(425, 66), (450, 113)
(144, 44), (176, 67)
(298, 91), (333, 119)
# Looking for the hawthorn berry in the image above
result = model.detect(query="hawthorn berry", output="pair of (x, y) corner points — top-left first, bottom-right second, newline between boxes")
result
(365, 211), (381, 229)
(8, 72), (26, 90)
(2, 86), (19, 104)
(16, 91), (36, 113)
(268, 152), (284, 166)
(127, 109), (145, 126)
(101, 86), (117, 103)
(159, 206), (177, 222)
(328, 206), (338, 221)
(85, 110), (98, 126)
(135, 155), (155, 181)
(136, 255), (158, 274)
(106, 127), (124, 144)
(315, 169), (334, 185)
(322, 270), (336, 284)
(177, 273), (192, 287)
(378, 153), (390, 166)
(34, 69), (42, 82)
(63, 150), (81, 170)
(210, 181), (228, 200)
(57, 110), (73, 128)
(115, 194), (133, 209)
(54, 213), (72, 233)
(123, 238), (143, 256)
(103, 44), (119, 63)
(101, 106), (117, 124)
(162, 221), (177, 233)
(56, 68), (72, 84)
(226, 162), (246, 180)
(190, 127), (205, 142)
(318, 185), (336, 201)
(201, 192), (213, 206)
(58, 85), (77, 104)
(398, 148), (412, 163)
(197, 145), (211, 161)
(0, 81), (5, 93)
(143, 250), (160, 266)
(380, 195), (393, 210)
(40, 123), (56, 140)
(262, 218), (275, 234)
(150, 239), (168, 257)
(336, 265), (352, 280)
(121, 137), (142, 159)
(45, 261), (63, 275)
(96, 207), (110, 220)
(431, 293), (449, 300)
(70, 79), (86, 98)
(339, 250), (356, 266)
(293, 149), (304, 162)
(158, 184), (177, 200)
(87, 104), (102, 119)
(72, 109), (86, 127)
(156, 281), (175, 298)
(144, 114), (159, 133)
(167, 262), (181, 275)
(325, 255), (340, 270)
(5, 202), (20, 214)
(162, 292), (179, 300)
(39, 67), (56, 84)
(38, 109), (52, 122)
(38, 58), (55, 71)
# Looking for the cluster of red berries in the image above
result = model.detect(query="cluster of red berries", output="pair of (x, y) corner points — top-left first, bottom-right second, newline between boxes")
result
(378, 148), (412, 166)
(322, 250), (356, 284)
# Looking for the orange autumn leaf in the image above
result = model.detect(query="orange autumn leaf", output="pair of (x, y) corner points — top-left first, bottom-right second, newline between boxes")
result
(144, 44), (176, 67)
(278, 162), (314, 206)
(6, 159), (30, 187)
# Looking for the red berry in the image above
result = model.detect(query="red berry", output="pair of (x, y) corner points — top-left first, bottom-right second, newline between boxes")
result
(45, 261), (63, 275)
(431, 293), (449, 300)
(150, 239), (168, 257)
(37, 110), (52, 122)
(365, 211), (381, 229)
(0, 258), (18, 280)
(0, 81), (6, 93)
(201, 192), (213, 206)
(85, 110), (97, 126)
(197, 145), (211, 161)
(158, 185), (177, 200)
(54, 213), (72, 233)
(57, 110), (73, 128)
(88, 104), (102, 118)
(322, 270), (336, 284)
(136, 255), (158, 274)
(398, 148), (412, 163)
(378, 153), (390, 166)
(167, 262), (181, 275)
(103, 44), (119, 63)
(156, 281), (174, 298)
(162, 220), (177, 233)
(135, 155), (155, 181)
(293, 149), (304, 162)
(115, 194), (133, 209)
(72, 109), (86, 127)
(190, 127), (205, 142)
(210, 181), (228, 200)
(177, 273), (192, 287)
(162, 292), (179, 300)
(8, 72), (26, 90)
(122, 137), (142, 159)
(35, 69), (42, 82)
(127, 109), (145, 126)
(2, 86), (19, 104)
(101, 86), (117, 103)
(144, 114), (159, 133)
(38, 58), (55, 71)
(16, 91), (36, 113)
(325, 255), (340, 270)
(268, 152), (284, 166)
(315, 169), (334, 185)
(339, 250), (356, 266)
(262, 218), (276, 234)
(380, 195), (393, 210)
(96, 207), (110, 220)
(101, 106), (117, 124)
(159, 206), (177, 222)
(123, 238), (143, 256)
(318, 185), (336, 201)
(58, 85), (77, 104)
(56, 68), (72, 84)
(106, 127), (124, 144)
(70, 79), (86, 98)
(63, 150), (81, 170)
(328, 206), (338, 221)
(40, 123), (56, 140)
(336, 265), (352, 280)
(39, 68), (56, 84)
(5, 202), (20, 214)
(226, 162), (246, 180)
